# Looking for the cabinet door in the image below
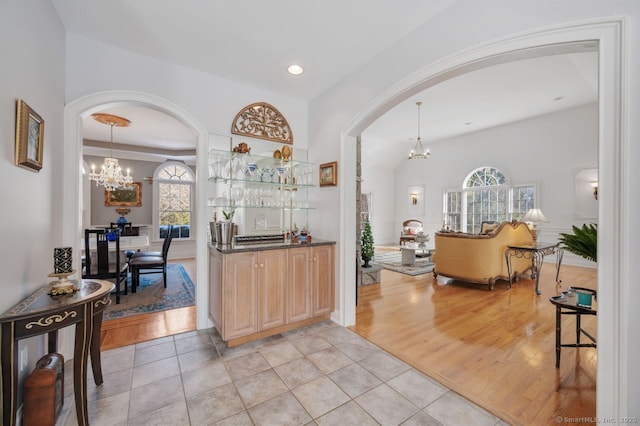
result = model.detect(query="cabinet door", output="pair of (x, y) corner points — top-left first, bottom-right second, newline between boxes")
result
(312, 245), (335, 316)
(208, 247), (223, 331)
(223, 252), (258, 339)
(258, 249), (286, 330)
(287, 247), (312, 322)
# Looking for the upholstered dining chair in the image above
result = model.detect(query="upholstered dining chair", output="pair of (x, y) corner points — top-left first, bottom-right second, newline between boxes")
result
(128, 225), (174, 293)
(82, 228), (129, 304)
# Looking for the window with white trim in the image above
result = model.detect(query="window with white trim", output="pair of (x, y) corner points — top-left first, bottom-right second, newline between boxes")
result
(443, 167), (535, 234)
(154, 162), (194, 240)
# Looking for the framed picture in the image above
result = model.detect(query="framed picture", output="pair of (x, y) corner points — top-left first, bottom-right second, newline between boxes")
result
(319, 161), (338, 187)
(15, 99), (44, 171)
(105, 182), (142, 207)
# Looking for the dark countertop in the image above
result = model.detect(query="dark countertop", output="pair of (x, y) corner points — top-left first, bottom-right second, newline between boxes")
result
(209, 238), (335, 254)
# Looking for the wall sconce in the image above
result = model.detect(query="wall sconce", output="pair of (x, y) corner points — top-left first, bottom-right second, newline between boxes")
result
(143, 176), (154, 185)
(411, 193), (418, 205)
(590, 181), (598, 200)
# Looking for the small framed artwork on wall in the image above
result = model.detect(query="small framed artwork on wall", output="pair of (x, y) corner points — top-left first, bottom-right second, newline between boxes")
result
(15, 98), (44, 171)
(319, 161), (338, 187)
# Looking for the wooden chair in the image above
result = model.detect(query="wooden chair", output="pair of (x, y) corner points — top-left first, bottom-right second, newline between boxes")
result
(82, 229), (129, 304)
(399, 219), (423, 245)
(128, 225), (174, 293)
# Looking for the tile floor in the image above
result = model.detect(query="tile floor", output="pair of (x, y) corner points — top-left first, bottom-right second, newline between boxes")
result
(57, 321), (507, 425)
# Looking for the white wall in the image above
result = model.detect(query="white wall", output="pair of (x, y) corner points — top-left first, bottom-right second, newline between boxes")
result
(309, 1), (640, 418)
(388, 103), (598, 266)
(0, 0), (66, 399)
(360, 158), (396, 245)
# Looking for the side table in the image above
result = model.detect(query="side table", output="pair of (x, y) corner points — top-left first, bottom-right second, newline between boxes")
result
(505, 241), (563, 295)
(0, 279), (114, 426)
(548, 287), (597, 367)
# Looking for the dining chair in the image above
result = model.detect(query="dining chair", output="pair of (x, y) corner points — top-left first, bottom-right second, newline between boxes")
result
(82, 229), (129, 304)
(128, 225), (174, 293)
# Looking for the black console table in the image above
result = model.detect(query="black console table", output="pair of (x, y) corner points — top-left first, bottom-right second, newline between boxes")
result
(505, 242), (563, 295)
(0, 279), (114, 426)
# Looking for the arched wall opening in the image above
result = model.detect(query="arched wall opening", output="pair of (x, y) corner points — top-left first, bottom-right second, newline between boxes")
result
(61, 91), (211, 357)
(337, 18), (626, 418)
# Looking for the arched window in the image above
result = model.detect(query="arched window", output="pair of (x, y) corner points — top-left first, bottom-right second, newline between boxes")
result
(443, 167), (535, 234)
(153, 162), (194, 240)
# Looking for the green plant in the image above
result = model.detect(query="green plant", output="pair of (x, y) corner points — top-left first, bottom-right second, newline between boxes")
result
(559, 223), (597, 262)
(361, 219), (375, 267)
(222, 209), (235, 221)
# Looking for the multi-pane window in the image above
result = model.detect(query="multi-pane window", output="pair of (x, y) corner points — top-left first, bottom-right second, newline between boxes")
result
(443, 167), (535, 234)
(156, 163), (194, 239)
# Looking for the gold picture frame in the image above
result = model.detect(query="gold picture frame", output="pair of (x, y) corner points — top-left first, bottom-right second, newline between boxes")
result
(15, 99), (44, 171)
(319, 161), (338, 187)
(105, 182), (142, 207)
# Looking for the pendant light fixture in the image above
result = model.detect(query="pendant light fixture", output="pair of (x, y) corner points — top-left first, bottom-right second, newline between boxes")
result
(408, 101), (431, 160)
(88, 113), (133, 191)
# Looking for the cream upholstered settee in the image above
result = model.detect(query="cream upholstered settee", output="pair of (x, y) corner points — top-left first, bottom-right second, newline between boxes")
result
(433, 221), (534, 289)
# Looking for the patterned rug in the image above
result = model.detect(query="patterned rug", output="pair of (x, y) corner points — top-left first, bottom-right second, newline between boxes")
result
(371, 251), (435, 276)
(103, 263), (195, 321)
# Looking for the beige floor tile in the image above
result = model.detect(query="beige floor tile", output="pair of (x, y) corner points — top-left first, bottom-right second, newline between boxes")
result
(259, 339), (304, 367)
(134, 341), (176, 366)
(274, 357), (324, 389)
(128, 375), (184, 420)
(355, 384), (419, 426)
(87, 391), (130, 426)
(224, 351), (271, 381)
(387, 369), (449, 408)
(234, 369), (289, 408)
(307, 347), (353, 374)
(131, 356), (180, 389)
(423, 391), (497, 426)
(174, 332), (215, 355)
(186, 382), (246, 425)
(213, 410), (254, 425)
(358, 351), (411, 381)
(315, 401), (378, 426)
(248, 392), (312, 426)
(328, 363), (382, 398)
(182, 359), (232, 397)
(127, 399), (190, 426)
(178, 345), (220, 373)
(289, 333), (333, 355)
(292, 376), (350, 419)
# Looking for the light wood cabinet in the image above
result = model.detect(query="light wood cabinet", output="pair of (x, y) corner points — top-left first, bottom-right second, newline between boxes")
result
(209, 243), (335, 346)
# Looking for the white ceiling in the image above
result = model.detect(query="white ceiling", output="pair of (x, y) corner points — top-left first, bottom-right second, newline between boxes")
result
(53, 1), (598, 167)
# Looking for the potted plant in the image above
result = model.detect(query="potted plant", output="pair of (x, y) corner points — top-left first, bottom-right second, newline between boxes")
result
(215, 208), (236, 246)
(558, 223), (597, 262)
(361, 219), (375, 268)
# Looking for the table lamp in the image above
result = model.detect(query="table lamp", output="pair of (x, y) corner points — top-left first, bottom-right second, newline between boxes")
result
(522, 208), (548, 241)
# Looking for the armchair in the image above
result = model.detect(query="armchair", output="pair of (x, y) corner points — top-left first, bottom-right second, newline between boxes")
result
(399, 219), (423, 245)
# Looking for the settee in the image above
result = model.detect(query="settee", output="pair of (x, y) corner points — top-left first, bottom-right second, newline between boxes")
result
(433, 221), (534, 289)
(399, 219), (423, 245)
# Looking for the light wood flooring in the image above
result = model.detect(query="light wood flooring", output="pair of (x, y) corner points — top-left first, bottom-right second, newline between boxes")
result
(100, 254), (596, 425)
(350, 247), (597, 425)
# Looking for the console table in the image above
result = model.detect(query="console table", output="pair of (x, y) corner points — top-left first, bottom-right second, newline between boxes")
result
(0, 279), (114, 426)
(505, 242), (563, 295)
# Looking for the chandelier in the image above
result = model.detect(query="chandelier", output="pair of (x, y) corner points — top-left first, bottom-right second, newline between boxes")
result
(89, 113), (133, 191)
(408, 101), (431, 160)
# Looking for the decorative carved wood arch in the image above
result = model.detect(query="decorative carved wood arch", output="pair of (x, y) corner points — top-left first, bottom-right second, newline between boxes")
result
(231, 102), (293, 144)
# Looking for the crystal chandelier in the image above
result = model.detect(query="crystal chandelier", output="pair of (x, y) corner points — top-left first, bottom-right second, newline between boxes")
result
(89, 113), (133, 191)
(408, 101), (431, 160)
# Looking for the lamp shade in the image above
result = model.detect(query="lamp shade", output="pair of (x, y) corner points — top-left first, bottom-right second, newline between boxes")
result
(522, 208), (548, 223)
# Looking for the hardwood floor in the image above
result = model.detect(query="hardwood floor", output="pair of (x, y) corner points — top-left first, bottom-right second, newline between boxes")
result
(350, 250), (597, 426)
(99, 258), (197, 350)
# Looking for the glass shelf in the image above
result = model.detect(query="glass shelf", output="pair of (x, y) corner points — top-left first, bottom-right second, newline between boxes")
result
(208, 148), (315, 188)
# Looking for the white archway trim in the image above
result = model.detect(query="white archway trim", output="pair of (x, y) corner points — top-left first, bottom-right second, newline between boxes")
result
(339, 18), (627, 419)
(62, 91), (211, 341)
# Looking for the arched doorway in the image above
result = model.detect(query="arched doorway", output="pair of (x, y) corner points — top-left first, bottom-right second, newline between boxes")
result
(338, 18), (625, 417)
(61, 92), (211, 357)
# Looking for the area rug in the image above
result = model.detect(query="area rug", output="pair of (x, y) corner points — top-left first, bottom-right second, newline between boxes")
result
(371, 251), (435, 276)
(103, 263), (195, 321)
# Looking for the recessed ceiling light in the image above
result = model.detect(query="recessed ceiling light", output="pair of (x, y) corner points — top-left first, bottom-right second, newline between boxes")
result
(465, 122), (472, 126)
(287, 64), (304, 75)
(553, 96), (565, 101)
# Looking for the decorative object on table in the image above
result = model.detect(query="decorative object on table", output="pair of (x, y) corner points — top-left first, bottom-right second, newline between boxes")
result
(273, 149), (282, 159)
(522, 208), (548, 241)
(232, 142), (251, 154)
(105, 181), (142, 207)
(115, 207), (131, 224)
(408, 101), (431, 160)
(415, 231), (430, 245)
(48, 247), (78, 294)
(559, 223), (597, 262)
(88, 113), (134, 191)
(14, 98), (44, 171)
(361, 219), (375, 268)
(53, 247), (73, 274)
(319, 161), (338, 187)
(231, 102), (293, 144)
